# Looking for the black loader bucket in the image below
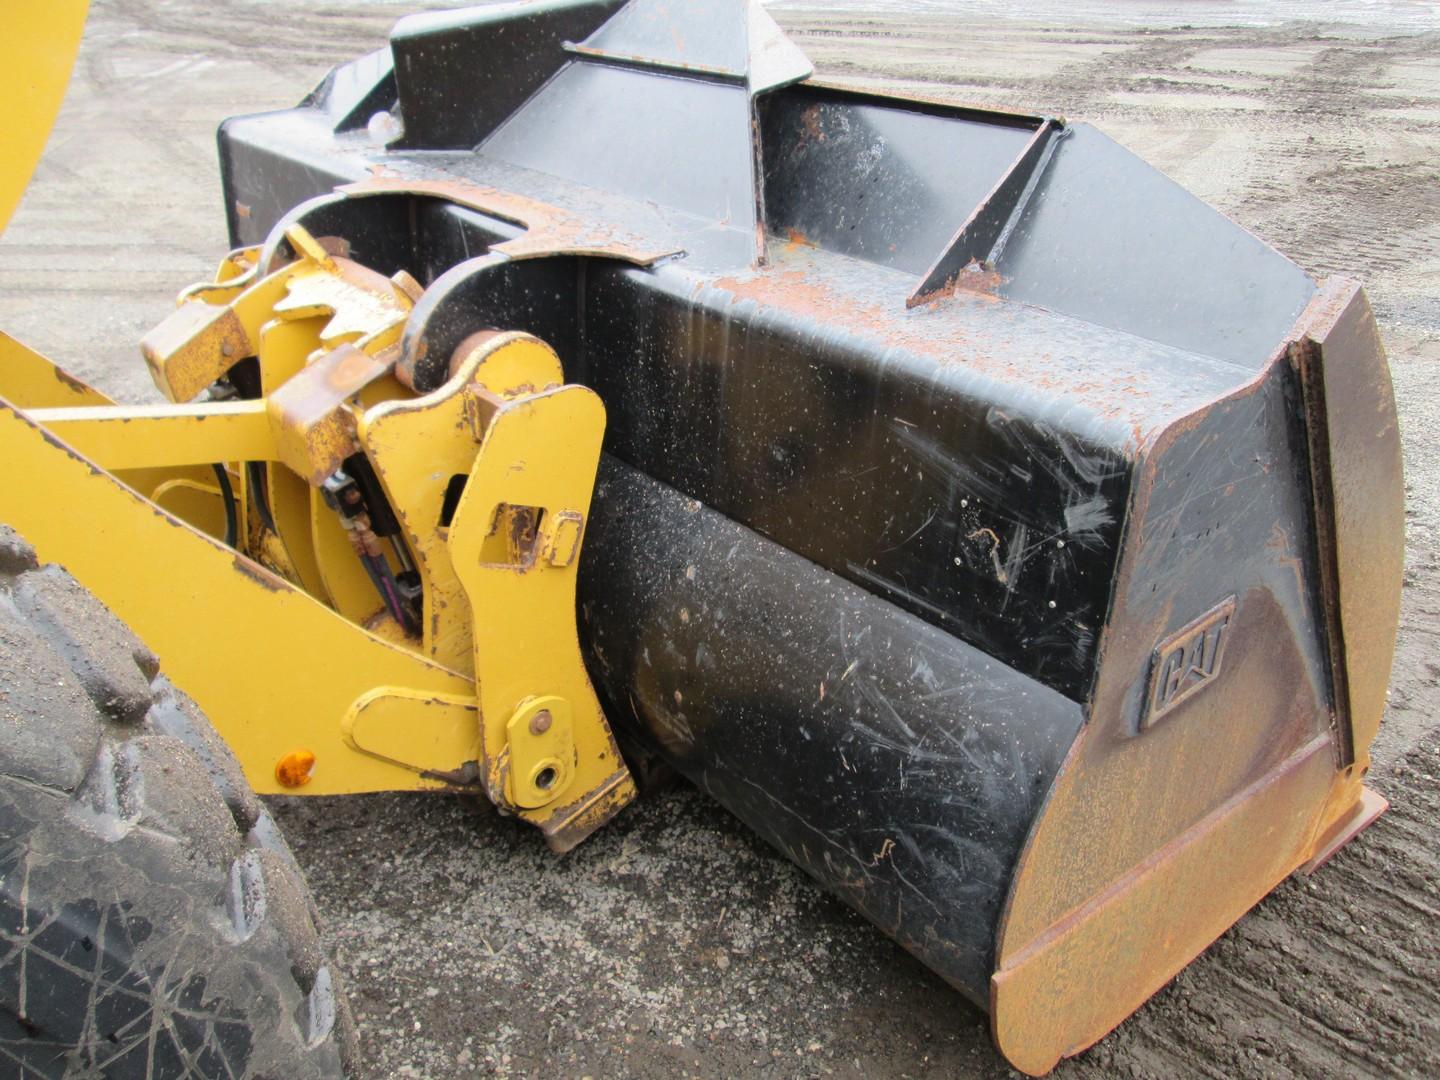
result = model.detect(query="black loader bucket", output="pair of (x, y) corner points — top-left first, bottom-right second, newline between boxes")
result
(213, 1), (1402, 1071)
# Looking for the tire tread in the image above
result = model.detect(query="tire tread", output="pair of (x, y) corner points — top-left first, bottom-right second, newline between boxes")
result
(0, 529), (357, 1077)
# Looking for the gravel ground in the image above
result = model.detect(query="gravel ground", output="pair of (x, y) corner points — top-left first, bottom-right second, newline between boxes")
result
(1, 2), (1437, 1077)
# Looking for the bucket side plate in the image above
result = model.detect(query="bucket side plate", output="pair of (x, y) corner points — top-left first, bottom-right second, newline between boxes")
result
(991, 280), (1403, 1075)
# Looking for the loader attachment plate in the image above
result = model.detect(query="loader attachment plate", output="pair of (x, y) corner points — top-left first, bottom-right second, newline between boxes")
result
(0, 254), (638, 851)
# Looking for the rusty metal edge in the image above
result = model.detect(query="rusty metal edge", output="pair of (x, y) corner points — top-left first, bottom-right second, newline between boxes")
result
(989, 733), (1338, 1076)
(1291, 291), (1356, 767)
(539, 766), (636, 854)
(337, 177), (681, 265)
(985, 276), (1402, 1074)
(1299, 784), (1388, 876)
(1288, 277), (1405, 770)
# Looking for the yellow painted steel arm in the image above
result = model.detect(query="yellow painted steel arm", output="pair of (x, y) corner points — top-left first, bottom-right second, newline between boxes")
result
(1, 331), (108, 408)
(0, 1), (88, 236)
(446, 382), (636, 850)
(0, 333), (230, 537)
(25, 400), (276, 470)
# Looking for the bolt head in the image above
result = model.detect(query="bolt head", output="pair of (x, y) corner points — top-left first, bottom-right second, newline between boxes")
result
(529, 710), (552, 735)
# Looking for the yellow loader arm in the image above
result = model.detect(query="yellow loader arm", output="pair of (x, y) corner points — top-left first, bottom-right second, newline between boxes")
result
(0, 0), (88, 235)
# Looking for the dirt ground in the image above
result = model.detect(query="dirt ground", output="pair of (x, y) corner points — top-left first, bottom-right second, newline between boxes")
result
(1, 1), (1437, 1077)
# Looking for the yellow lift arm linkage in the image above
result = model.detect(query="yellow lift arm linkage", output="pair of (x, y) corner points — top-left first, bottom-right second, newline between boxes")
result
(0, 226), (635, 852)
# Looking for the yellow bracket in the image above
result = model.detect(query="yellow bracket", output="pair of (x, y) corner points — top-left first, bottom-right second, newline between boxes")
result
(3, 247), (636, 852)
(0, 360), (476, 797)
(342, 687), (482, 782)
(140, 225), (413, 405)
(361, 332), (636, 850)
(178, 247), (262, 306)
(505, 696), (575, 809)
(453, 379), (635, 848)
(359, 332), (565, 673)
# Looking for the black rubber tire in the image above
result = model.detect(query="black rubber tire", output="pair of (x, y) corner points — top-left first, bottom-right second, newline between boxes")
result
(0, 525), (357, 1078)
